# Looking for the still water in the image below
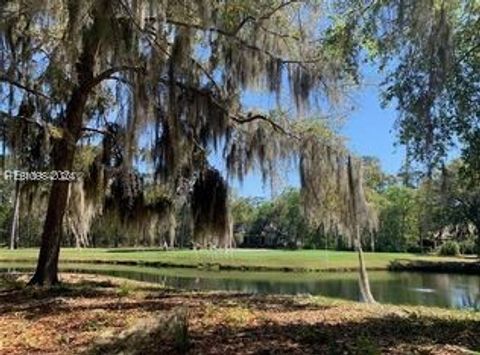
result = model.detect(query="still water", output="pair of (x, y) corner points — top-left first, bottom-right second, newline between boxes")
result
(1, 262), (479, 309)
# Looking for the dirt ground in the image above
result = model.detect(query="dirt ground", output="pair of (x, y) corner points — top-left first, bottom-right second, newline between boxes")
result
(0, 273), (479, 354)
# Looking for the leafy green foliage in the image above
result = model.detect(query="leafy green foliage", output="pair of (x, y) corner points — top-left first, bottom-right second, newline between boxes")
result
(237, 188), (317, 249)
(375, 185), (419, 252)
(365, 0), (479, 174)
(362, 156), (393, 193)
(438, 241), (460, 256)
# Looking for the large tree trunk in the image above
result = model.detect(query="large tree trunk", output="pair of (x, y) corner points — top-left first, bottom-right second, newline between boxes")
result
(28, 179), (71, 285)
(9, 180), (21, 250)
(28, 1), (108, 286)
(28, 92), (88, 285)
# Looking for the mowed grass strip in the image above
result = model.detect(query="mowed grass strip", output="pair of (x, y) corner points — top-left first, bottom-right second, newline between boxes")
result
(0, 248), (469, 271)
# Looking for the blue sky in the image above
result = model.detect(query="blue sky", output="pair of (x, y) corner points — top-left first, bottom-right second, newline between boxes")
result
(342, 81), (404, 174)
(224, 67), (404, 199)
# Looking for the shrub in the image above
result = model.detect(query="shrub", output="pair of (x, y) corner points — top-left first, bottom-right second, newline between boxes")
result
(459, 239), (476, 255)
(117, 282), (134, 297)
(439, 241), (460, 256)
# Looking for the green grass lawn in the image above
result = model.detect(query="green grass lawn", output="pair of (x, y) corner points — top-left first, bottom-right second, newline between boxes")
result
(0, 248), (469, 271)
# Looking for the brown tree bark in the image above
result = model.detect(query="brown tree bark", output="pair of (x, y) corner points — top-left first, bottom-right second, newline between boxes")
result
(28, 90), (89, 285)
(28, 1), (108, 286)
(9, 180), (20, 250)
(168, 212), (176, 248)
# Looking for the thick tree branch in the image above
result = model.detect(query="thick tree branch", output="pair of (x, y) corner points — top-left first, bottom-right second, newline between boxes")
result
(457, 41), (480, 65)
(117, 0), (222, 94)
(0, 110), (105, 142)
(85, 65), (145, 91)
(0, 110), (44, 129)
(160, 1), (324, 65)
(167, 19), (320, 64)
(0, 75), (51, 100)
(168, 1), (300, 38)
(230, 114), (299, 140)
(154, 76), (301, 140)
(80, 126), (114, 137)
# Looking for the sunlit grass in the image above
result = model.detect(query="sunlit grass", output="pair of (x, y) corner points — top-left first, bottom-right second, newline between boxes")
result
(0, 248), (469, 271)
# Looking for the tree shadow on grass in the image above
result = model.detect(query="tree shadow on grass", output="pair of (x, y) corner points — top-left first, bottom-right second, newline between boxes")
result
(77, 302), (480, 355)
(3, 272), (478, 354)
(187, 313), (480, 354)
(0, 274), (196, 320)
(83, 307), (190, 355)
(145, 290), (336, 313)
(0, 275), (127, 316)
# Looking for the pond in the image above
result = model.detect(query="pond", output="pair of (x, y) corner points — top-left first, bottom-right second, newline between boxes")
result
(1, 262), (479, 310)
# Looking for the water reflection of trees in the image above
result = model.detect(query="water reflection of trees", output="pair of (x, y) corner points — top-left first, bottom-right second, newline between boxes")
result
(2, 265), (479, 309)
(88, 269), (480, 309)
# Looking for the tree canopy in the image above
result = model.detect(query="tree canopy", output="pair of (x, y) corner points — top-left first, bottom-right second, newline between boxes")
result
(0, 0), (379, 286)
(1, 0), (478, 295)
(363, 0), (479, 174)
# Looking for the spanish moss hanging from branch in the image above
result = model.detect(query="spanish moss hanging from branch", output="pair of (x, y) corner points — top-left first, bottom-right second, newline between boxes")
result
(299, 136), (378, 303)
(191, 167), (232, 248)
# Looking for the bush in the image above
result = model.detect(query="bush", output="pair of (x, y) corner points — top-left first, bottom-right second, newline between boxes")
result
(438, 241), (460, 256)
(406, 245), (423, 254)
(459, 239), (476, 255)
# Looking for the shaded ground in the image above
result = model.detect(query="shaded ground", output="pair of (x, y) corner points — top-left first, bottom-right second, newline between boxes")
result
(0, 273), (479, 354)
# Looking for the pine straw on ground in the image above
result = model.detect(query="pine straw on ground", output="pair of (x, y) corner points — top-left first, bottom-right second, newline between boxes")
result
(0, 273), (479, 355)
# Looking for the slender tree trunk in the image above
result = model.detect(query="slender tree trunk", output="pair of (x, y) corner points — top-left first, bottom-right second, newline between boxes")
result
(168, 212), (176, 248)
(355, 226), (375, 303)
(9, 180), (21, 250)
(475, 222), (480, 259)
(420, 224), (424, 254)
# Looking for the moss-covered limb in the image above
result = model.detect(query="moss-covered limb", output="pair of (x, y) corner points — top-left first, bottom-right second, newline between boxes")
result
(0, 273), (479, 355)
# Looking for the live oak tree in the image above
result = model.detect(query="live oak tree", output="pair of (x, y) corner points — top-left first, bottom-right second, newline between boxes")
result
(1, 0), (377, 295)
(329, 0), (479, 254)
(358, 0), (479, 253)
(426, 161), (480, 255)
(356, 0), (479, 175)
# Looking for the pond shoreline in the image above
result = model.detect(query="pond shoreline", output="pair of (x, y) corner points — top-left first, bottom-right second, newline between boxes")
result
(389, 259), (480, 275)
(1, 257), (380, 272)
(1, 256), (479, 274)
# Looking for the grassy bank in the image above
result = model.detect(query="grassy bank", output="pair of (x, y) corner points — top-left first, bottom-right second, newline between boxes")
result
(390, 258), (480, 274)
(0, 273), (479, 354)
(0, 248), (473, 272)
